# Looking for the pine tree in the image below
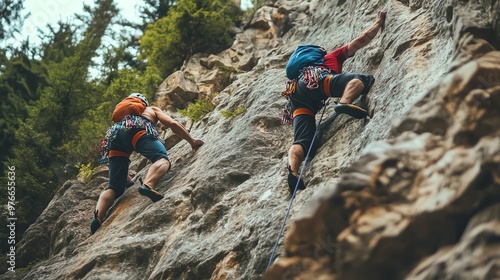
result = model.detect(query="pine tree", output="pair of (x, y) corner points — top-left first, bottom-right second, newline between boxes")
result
(0, 48), (47, 171)
(6, 0), (119, 240)
(140, 0), (242, 77)
(139, 0), (176, 26)
(0, 0), (26, 41)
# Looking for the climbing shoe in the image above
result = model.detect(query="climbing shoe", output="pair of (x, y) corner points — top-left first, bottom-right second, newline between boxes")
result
(90, 210), (101, 235)
(334, 103), (368, 119)
(138, 183), (164, 202)
(287, 166), (306, 195)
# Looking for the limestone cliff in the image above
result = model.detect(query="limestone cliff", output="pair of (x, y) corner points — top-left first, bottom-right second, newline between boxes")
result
(2, 0), (499, 279)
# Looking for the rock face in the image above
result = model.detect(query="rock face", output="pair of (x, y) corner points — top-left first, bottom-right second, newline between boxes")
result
(3, 0), (499, 279)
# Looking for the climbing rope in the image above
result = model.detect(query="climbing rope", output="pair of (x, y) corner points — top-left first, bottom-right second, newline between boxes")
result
(266, 99), (330, 271)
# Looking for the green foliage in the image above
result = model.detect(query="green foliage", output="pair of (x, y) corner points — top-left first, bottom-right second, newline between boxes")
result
(104, 65), (162, 107)
(0, 0), (26, 41)
(179, 98), (214, 122)
(139, 12), (184, 77)
(76, 163), (96, 183)
(64, 103), (109, 164)
(4, 121), (57, 241)
(139, 0), (176, 26)
(140, 0), (242, 77)
(40, 22), (78, 64)
(0, 49), (47, 172)
(99, 37), (148, 83)
(221, 106), (246, 119)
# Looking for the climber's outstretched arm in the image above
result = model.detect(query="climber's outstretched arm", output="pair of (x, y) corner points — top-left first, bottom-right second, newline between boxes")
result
(348, 10), (387, 57)
(151, 106), (204, 152)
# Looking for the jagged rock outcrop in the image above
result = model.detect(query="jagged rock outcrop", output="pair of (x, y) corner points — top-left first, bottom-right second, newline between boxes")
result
(3, 0), (499, 279)
(156, 70), (199, 110)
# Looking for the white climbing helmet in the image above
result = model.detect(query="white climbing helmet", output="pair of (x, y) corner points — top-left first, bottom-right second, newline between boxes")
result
(129, 92), (149, 106)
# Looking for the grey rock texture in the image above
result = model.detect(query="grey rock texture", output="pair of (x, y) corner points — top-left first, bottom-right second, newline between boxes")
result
(3, 0), (499, 279)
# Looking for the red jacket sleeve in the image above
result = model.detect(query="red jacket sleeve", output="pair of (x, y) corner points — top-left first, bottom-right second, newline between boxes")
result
(323, 45), (350, 74)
